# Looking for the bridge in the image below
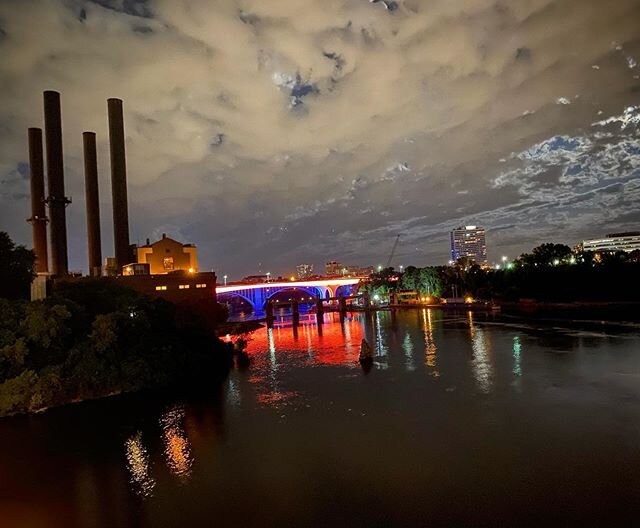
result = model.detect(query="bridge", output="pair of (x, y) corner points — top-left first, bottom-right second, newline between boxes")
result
(216, 278), (362, 313)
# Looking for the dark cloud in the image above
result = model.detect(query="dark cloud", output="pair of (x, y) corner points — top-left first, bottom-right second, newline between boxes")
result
(89, 0), (152, 18)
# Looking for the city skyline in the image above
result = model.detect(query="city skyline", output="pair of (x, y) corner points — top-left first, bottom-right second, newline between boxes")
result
(1, 0), (639, 277)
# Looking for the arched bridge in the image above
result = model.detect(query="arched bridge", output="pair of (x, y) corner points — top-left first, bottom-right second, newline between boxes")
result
(216, 278), (362, 312)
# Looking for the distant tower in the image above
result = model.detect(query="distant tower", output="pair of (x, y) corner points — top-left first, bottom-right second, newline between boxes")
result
(43, 90), (70, 276)
(107, 98), (131, 273)
(83, 132), (102, 277)
(450, 226), (487, 264)
(27, 127), (49, 273)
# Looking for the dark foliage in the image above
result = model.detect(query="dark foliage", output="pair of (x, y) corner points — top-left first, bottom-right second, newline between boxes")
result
(0, 232), (35, 300)
(0, 279), (232, 417)
(359, 245), (640, 303)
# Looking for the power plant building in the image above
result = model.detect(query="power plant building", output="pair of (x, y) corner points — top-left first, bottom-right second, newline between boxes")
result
(135, 234), (198, 274)
(450, 226), (488, 264)
(26, 91), (217, 306)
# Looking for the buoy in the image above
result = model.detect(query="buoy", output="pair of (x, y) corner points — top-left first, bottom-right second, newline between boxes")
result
(359, 339), (373, 362)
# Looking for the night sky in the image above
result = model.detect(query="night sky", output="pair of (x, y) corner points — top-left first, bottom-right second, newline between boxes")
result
(1, 0), (639, 278)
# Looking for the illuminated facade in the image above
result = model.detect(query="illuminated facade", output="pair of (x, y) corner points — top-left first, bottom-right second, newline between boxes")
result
(296, 264), (314, 279)
(135, 234), (198, 274)
(325, 261), (342, 276)
(450, 226), (488, 264)
(582, 232), (640, 253)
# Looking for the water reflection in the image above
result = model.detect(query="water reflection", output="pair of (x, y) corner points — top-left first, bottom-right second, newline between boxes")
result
(160, 406), (194, 482)
(3, 311), (640, 527)
(513, 336), (522, 378)
(124, 432), (155, 497)
(422, 309), (439, 377)
(468, 311), (493, 394)
(402, 333), (415, 371)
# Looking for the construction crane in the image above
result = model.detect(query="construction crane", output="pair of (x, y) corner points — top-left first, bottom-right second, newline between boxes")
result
(386, 234), (401, 268)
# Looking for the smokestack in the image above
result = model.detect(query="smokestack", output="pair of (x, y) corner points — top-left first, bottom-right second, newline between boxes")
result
(107, 98), (130, 272)
(43, 90), (70, 276)
(27, 127), (49, 273)
(83, 132), (102, 277)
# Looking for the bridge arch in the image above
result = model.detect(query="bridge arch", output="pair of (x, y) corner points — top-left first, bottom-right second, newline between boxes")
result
(335, 284), (358, 298)
(265, 286), (325, 309)
(217, 291), (256, 311)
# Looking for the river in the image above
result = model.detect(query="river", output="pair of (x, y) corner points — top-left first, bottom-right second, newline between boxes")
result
(1, 309), (639, 527)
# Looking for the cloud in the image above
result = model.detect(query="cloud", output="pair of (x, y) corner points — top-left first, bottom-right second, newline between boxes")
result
(1, 0), (640, 275)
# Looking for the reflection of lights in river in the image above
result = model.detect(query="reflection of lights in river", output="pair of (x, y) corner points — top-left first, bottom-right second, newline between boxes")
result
(468, 311), (493, 394)
(402, 332), (415, 371)
(422, 309), (439, 377)
(513, 336), (522, 377)
(226, 377), (241, 406)
(267, 327), (277, 371)
(160, 406), (193, 482)
(124, 432), (155, 497)
(375, 311), (387, 357)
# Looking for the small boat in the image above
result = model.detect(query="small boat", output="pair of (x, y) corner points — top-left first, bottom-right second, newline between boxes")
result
(359, 339), (373, 362)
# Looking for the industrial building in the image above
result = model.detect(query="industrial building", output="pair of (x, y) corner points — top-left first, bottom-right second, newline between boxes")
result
(450, 226), (488, 264)
(135, 235), (198, 274)
(26, 91), (216, 305)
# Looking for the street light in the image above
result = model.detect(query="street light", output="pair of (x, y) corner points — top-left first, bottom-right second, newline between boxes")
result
(501, 256), (508, 263)
(266, 272), (271, 283)
(399, 265), (404, 271)
(223, 274), (228, 285)
(377, 265), (382, 271)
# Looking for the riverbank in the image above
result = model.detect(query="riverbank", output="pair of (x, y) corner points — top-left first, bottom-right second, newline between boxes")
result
(0, 279), (233, 418)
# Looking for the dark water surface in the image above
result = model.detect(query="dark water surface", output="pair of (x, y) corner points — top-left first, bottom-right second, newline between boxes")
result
(1, 310), (640, 527)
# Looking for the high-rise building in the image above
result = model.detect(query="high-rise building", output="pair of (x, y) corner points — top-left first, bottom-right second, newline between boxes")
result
(582, 232), (640, 253)
(450, 226), (487, 264)
(296, 263), (314, 279)
(325, 261), (342, 276)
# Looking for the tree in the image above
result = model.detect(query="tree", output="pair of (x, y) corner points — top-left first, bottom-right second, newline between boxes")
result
(629, 249), (640, 263)
(0, 232), (35, 300)
(418, 267), (442, 297)
(517, 243), (573, 267)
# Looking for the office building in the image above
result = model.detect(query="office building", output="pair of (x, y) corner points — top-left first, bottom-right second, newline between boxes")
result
(296, 264), (314, 279)
(582, 232), (640, 253)
(450, 226), (488, 264)
(325, 261), (342, 276)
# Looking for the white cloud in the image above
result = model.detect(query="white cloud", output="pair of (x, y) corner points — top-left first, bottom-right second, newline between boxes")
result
(1, 0), (640, 272)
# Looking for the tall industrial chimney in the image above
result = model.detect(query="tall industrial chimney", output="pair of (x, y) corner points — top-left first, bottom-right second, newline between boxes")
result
(83, 132), (102, 277)
(43, 90), (70, 276)
(107, 98), (130, 272)
(27, 127), (49, 273)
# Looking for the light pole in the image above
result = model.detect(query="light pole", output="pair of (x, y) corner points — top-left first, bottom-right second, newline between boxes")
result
(223, 274), (228, 286)
(266, 272), (271, 283)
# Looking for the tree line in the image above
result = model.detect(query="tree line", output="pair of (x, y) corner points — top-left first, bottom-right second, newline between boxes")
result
(360, 243), (640, 302)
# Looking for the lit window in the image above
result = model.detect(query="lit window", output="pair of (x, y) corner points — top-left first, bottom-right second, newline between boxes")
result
(163, 257), (174, 271)
(195, 283), (207, 288)
(155, 285), (167, 291)
(179, 284), (190, 289)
